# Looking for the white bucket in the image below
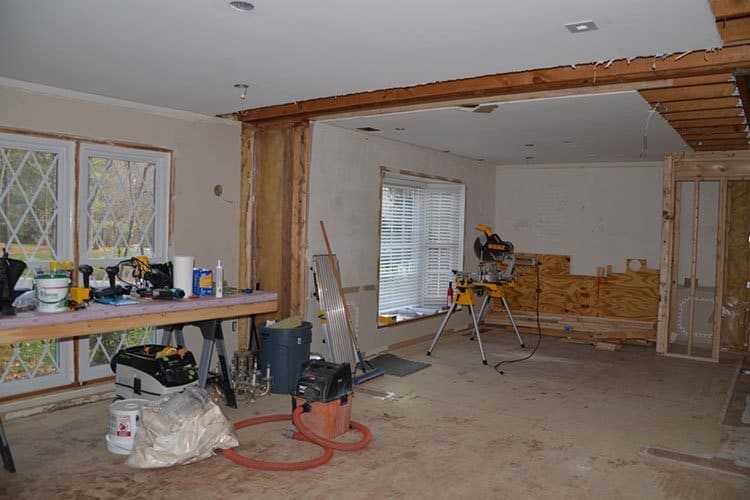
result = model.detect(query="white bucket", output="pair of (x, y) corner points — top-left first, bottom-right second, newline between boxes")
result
(106, 399), (149, 455)
(34, 274), (70, 313)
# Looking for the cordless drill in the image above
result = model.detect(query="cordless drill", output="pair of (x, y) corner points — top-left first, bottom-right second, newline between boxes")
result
(69, 264), (94, 303)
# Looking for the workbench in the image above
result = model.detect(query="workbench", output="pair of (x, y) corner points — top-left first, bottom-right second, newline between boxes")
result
(0, 291), (278, 473)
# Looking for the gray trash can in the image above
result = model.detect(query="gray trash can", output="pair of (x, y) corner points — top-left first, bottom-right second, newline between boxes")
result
(259, 321), (313, 394)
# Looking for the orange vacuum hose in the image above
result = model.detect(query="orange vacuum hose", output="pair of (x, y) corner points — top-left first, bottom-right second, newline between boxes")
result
(222, 406), (372, 470)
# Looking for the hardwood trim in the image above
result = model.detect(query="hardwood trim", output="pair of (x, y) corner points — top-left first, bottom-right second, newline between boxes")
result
(229, 45), (750, 123)
(0, 126), (172, 153)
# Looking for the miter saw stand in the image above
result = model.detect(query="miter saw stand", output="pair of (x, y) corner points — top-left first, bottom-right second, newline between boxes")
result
(426, 225), (528, 365)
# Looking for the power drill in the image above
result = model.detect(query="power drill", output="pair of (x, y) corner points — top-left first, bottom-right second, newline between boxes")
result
(92, 265), (130, 299)
(69, 265), (94, 303)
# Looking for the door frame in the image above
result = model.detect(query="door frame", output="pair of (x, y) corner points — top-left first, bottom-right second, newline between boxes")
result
(657, 151), (750, 361)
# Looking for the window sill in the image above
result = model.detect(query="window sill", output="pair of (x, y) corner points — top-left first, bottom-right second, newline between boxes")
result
(377, 307), (455, 329)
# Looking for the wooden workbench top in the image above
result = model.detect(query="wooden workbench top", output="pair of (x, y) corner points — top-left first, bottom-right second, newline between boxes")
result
(0, 291), (278, 345)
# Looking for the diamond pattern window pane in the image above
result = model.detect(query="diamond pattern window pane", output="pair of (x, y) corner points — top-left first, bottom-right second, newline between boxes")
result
(88, 327), (155, 367)
(0, 146), (60, 263)
(0, 340), (60, 383)
(86, 156), (156, 260)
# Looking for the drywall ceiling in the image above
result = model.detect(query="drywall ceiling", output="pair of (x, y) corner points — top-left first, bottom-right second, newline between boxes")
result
(322, 91), (689, 164)
(0, 0), (721, 116)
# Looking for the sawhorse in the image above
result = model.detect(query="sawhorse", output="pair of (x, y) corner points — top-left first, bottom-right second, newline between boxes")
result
(161, 319), (237, 408)
(0, 416), (14, 472)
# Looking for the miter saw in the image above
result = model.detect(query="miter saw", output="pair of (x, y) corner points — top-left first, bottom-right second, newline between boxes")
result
(427, 224), (528, 365)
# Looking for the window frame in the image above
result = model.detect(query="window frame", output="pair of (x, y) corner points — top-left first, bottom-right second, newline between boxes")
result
(377, 168), (465, 326)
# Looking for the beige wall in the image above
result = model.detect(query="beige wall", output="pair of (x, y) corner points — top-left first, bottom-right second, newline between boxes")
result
(306, 123), (497, 355)
(0, 83), (242, 356)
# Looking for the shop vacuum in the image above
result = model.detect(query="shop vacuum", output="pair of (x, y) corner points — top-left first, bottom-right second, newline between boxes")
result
(222, 360), (373, 470)
(110, 345), (199, 400)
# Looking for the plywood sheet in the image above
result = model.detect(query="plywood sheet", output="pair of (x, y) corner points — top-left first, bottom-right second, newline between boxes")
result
(498, 253), (659, 321)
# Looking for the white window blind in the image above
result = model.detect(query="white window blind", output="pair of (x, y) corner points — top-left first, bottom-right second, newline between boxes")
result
(378, 173), (464, 315)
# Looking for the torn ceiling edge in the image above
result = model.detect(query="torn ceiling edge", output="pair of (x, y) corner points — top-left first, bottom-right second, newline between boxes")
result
(0, 76), (241, 127)
(225, 45), (750, 124)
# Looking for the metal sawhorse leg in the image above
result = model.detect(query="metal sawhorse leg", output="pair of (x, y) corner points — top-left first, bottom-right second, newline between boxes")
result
(0, 416), (15, 473)
(160, 322), (237, 408)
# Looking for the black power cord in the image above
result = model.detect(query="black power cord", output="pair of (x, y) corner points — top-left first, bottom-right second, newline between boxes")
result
(494, 262), (542, 375)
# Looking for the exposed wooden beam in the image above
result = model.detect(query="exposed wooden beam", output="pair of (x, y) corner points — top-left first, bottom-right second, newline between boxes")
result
(671, 117), (746, 128)
(671, 73), (733, 86)
(717, 17), (750, 44)
(688, 138), (750, 146)
(651, 97), (741, 112)
(662, 108), (743, 120)
(737, 73), (750, 130)
(710, 0), (750, 19)
(640, 82), (738, 102)
(694, 144), (750, 151)
(681, 132), (749, 141)
(676, 124), (749, 134)
(228, 45), (750, 123)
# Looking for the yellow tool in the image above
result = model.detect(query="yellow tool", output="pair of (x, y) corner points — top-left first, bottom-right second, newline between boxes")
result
(427, 224), (527, 365)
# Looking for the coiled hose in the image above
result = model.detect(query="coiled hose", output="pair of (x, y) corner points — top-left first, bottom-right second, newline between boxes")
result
(222, 406), (372, 470)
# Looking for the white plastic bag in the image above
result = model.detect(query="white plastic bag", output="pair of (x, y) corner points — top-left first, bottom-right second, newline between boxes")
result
(126, 386), (238, 468)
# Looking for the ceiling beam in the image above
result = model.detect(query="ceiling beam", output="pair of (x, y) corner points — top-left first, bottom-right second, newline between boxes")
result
(228, 44), (750, 123)
(651, 97), (741, 112)
(676, 125), (749, 135)
(717, 17), (750, 44)
(670, 73), (733, 86)
(710, 0), (750, 19)
(681, 132), (748, 140)
(640, 82), (737, 102)
(671, 117), (746, 128)
(662, 108), (743, 120)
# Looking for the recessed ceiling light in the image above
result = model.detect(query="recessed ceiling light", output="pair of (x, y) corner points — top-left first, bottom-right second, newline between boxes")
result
(229, 1), (255, 12)
(525, 143), (535, 147)
(394, 127), (406, 131)
(565, 20), (598, 33)
(563, 140), (572, 144)
(234, 83), (249, 100)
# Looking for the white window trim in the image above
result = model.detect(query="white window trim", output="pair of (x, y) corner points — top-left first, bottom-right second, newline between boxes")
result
(77, 143), (171, 266)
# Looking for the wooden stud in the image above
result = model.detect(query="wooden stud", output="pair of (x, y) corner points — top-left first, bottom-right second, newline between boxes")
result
(657, 155), (675, 354)
(687, 181), (701, 357)
(229, 45), (750, 124)
(667, 179), (682, 355)
(712, 179), (729, 360)
(288, 121), (311, 316)
(238, 123), (255, 347)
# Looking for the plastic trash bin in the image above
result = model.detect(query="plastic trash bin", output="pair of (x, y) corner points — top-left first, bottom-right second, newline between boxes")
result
(259, 321), (313, 394)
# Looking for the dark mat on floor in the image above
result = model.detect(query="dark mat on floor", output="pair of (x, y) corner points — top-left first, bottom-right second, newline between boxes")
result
(367, 353), (431, 377)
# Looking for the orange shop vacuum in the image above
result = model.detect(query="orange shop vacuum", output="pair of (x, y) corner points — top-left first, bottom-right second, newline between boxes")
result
(222, 360), (372, 470)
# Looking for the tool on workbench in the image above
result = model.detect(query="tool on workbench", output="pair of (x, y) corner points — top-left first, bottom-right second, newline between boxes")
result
(319, 221), (384, 385)
(0, 248), (26, 316)
(427, 224), (531, 365)
(110, 344), (199, 400)
(69, 264), (93, 303)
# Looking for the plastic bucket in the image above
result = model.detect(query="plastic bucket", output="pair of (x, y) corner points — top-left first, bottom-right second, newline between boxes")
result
(106, 399), (149, 455)
(33, 274), (70, 313)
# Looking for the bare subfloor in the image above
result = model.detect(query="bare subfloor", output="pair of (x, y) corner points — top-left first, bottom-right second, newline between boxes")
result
(2, 329), (750, 499)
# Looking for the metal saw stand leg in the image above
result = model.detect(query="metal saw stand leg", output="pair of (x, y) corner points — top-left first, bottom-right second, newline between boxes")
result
(426, 302), (457, 356)
(426, 301), (488, 365)
(0, 416), (15, 473)
(471, 293), (526, 349)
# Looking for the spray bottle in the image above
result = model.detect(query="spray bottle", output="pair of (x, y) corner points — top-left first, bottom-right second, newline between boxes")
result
(215, 260), (224, 298)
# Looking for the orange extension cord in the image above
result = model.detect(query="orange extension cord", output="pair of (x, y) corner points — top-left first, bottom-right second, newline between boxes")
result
(222, 406), (372, 470)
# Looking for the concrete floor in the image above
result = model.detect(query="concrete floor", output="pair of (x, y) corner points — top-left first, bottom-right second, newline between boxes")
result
(2, 329), (750, 499)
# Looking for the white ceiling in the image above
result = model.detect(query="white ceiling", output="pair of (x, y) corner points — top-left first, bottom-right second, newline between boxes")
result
(323, 92), (689, 164)
(0, 0), (720, 116)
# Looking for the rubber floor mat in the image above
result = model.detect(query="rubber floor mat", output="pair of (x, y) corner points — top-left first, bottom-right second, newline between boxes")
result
(367, 353), (431, 377)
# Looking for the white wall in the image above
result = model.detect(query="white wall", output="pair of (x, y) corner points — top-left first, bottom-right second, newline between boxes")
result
(0, 83), (242, 359)
(306, 123), (496, 355)
(494, 163), (663, 275)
